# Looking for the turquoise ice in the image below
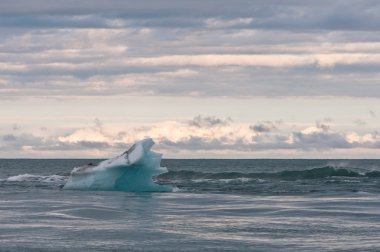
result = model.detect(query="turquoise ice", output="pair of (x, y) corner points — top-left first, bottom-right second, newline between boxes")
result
(63, 138), (172, 192)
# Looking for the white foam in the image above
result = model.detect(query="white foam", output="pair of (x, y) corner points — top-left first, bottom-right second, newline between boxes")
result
(172, 186), (183, 192)
(6, 174), (67, 183)
(192, 177), (254, 184)
(192, 179), (212, 183)
(219, 178), (253, 183)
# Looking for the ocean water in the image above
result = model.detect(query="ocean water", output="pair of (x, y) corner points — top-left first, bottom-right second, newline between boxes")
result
(1, 159), (380, 251)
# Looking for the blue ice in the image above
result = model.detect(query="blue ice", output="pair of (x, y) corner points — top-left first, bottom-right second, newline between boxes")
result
(63, 138), (172, 192)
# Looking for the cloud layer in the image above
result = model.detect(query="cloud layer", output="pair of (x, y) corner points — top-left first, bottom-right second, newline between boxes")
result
(1, 115), (380, 158)
(1, 0), (380, 97)
(2, 1), (380, 157)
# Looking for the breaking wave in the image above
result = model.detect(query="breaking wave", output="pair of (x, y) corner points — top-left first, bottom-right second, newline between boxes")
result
(3, 163), (380, 195)
(6, 174), (67, 183)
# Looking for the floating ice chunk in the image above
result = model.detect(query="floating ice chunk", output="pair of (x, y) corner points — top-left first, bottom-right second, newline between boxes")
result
(63, 138), (173, 192)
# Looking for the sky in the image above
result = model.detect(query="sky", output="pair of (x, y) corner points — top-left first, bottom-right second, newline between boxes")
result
(1, 0), (380, 158)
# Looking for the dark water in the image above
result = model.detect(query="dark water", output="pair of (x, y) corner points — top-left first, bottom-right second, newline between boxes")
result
(1, 159), (380, 251)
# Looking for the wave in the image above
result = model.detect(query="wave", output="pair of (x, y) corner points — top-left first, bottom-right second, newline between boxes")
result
(4, 165), (379, 194)
(190, 177), (258, 184)
(158, 166), (380, 181)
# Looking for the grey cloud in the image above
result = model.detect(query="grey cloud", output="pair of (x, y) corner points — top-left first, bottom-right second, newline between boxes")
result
(3, 65), (380, 98)
(258, 130), (353, 151)
(0, 15), (110, 29)
(138, 66), (380, 98)
(316, 122), (330, 132)
(1, 0), (380, 31)
(158, 127), (375, 152)
(188, 115), (232, 128)
(0, 1), (241, 29)
(369, 110), (377, 118)
(2, 120), (380, 155)
(242, 1), (380, 32)
(35, 141), (111, 151)
(354, 120), (366, 126)
(0, 133), (46, 150)
(0, 120), (114, 152)
(12, 124), (20, 131)
(0, 133), (111, 151)
(291, 131), (352, 151)
(250, 121), (277, 133)
(93, 118), (105, 133)
(0, 0), (279, 18)
(3, 134), (18, 142)
(159, 137), (227, 151)
(319, 1), (380, 31)
(2, 1), (380, 98)
(74, 141), (110, 149)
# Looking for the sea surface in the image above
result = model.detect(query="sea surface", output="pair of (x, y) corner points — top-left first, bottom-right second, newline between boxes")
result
(1, 159), (380, 251)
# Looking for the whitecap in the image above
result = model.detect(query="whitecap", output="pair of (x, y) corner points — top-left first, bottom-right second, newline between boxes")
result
(6, 174), (67, 183)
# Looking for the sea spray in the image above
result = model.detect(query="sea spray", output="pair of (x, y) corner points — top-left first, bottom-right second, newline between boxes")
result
(63, 138), (173, 192)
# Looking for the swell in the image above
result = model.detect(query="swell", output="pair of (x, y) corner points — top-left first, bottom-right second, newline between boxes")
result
(158, 166), (380, 181)
(5, 167), (380, 184)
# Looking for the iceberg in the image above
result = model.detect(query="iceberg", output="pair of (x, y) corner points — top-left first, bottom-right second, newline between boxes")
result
(63, 138), (173, 192)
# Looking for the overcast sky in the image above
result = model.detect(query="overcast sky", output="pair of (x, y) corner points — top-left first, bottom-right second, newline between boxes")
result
(1, 0), (380, 158)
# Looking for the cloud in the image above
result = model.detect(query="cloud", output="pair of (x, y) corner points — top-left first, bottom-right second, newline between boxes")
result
(2, 117), (380, 158)
(3, 134), (18, 142)
(354, 120), (366, 126)
(121, 54), (380, 68)
(153, 121), (380, 152)
(58, 118), (115, 145)
(2, 1), (380, 31)
(1, 0), (380, 99)
(369, 109), (377, 118)
(188, 115), (232, 128)
(4, 53), (380, 74)
(1, 133), (47, 151)
(250, 121), (277, 133)
(290, 131), (352, 150)
(204, 18), (254, 29)
(12, 123), (20, 130)
(2, 1), (380, 158)
(65, 141), (110, 150)
(0, 132), (111, 152)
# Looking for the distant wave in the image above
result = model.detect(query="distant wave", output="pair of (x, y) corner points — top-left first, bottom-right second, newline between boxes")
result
(158, 166), (380, 181)
(4, 166), (380, 195)
(5, 166), (379, 184)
